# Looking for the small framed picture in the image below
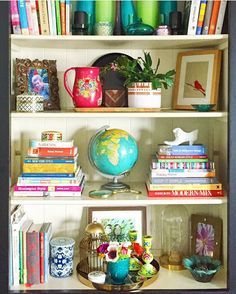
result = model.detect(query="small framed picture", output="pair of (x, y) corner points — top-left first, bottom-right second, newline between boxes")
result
(88, 207), (147, 244)
(190, 214), (222, 260)
(15, 58), (60, 110)
(173, 50), (222, 110)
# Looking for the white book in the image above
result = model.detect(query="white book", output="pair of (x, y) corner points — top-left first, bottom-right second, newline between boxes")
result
(47, 0), (54, 35)
(30, 0), (39, 35)
(29, 139), (74, 148)
(65, 0), (71, 35)
(187, 0), (201, 35)
(215, 0), (227, 34)
(11, 206), (27, 286)
(50, 0), (57, 35)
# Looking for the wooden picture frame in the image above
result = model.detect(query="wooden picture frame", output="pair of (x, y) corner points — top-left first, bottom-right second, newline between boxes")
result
(88, 206), (147, 244)
(190, 214), (222, 260)
(173, 50), (222, 110)
(15, 58), (60, 110)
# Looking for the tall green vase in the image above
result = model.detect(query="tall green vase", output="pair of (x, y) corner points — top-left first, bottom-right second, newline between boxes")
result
(95, 0), (115, 23)
(136, 0), (160, 29)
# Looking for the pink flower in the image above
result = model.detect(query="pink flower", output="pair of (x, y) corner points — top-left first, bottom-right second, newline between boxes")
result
(97, 243), (109, 254)
(196, 223), (215, 256)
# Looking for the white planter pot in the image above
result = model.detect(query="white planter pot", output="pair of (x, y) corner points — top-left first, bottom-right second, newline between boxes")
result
(128, 82), (161, 108)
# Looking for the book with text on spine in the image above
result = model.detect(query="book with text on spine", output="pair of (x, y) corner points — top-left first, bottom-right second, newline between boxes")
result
(208, 0), (221, 34)
(150, 167), (216, 178)
(187, 0), (201, 35)
(23, 162), (78, 173)
(30, 139), (74, 148)
(10, 0), (21, 34)
(30, 0), (39, 35)
(14, 185), (84, 192)
(149, 176), (219, 185)
(28, 146), (78, 157)
(157, 144), (207, 155)
(38, 0), (50, 34)
(196, 0), (207, 34)
(215, 0), (228, 34)
(202, 0), (214, 34)
(151, 161), (214, 170)
(18, 0), (29, 35)
(147, 189), (224, 197)
(24, 155), (78, 164)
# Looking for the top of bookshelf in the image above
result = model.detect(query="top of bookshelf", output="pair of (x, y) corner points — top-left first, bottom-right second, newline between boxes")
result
(11, 34), (228, 50)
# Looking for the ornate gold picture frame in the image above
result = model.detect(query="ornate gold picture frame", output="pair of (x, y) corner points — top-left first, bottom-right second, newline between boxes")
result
(15, 58), (60, 110)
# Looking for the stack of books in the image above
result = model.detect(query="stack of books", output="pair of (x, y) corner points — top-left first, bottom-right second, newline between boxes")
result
(13, 139), (85, 197)
(11, 0), (72, 36)
(10, 205), (52, 286)
(146, 144), (224, 197)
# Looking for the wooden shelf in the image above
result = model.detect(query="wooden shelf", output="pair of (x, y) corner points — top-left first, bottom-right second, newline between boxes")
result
(11, 34), (228, 50)
(10, 263), (226, 291)
(10, 182), (227, 206)
(11, 109), (228, 119)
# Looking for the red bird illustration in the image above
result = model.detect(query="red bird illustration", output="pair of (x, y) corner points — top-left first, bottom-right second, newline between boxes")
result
(186, 80), (206, 96)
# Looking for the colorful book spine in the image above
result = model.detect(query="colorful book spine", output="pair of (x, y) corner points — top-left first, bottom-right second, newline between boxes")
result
(196, 0), (207, 34)
(157, 144), (206, 155)
(147, 189), (224, 197)
(60, 0), (66, 35)
(39, 224), (45, 283)
(35, 0), (41, 34)
(146, 181), (222, 191)
(28, 146), (78, 157)
(23, 162), (77, 173)
(21, 171), (78, 177)
(25, 0), (34, 34)
(30, 139), (74, 148)
(24, 157), (77, 163)
(30, 0), (39, 35)
(55, 0), (61, 35)
(47, 0), (54, 35)
(155, 157), (209, 163)
(215, 0), (227, 34)
(157, 155), (208, 159)
(13, 191), (83, 196)
(20, 219), (32, 284)
(187, 0), (201, 35)
(10, 0), (21, 34)
(150, 168), (216, 178)
(202, 0), (214, 34)
(149, 176), (219, 184)
(208, 0), (221, 34)
(18, 0), (29, 35)
(38, 0), (50, 34)
(65, 0), (71, 35)
(151, 161), (214, 170)
(26, 224), (42, 284)
(14, 185), (83, 192)
(44, 223), (52, 283)
(50, 0), (57, 35)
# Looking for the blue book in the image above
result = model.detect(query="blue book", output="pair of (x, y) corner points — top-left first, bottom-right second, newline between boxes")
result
(149, 177), (219, 184)
(24, 157), (77, 164)
(18, 0), (29, 34)
(196, 0), (207, 35)
(157, 144), (207, 155)
(21, 172), (77, 178)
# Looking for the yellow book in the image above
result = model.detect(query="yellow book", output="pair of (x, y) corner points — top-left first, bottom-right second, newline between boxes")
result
(23, 163), (77, 173)
(146, 181), (222, 191)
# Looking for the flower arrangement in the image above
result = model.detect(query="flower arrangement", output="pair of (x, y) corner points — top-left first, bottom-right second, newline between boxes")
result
(97, 241), (144, 263)
(101, 52), (176, 90)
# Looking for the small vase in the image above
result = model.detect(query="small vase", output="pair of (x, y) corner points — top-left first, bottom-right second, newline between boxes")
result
(136, 0), (160, 29)
(76, 0), (95, 34)
(113, 0), (122, 35)
(107, 258), (130, 284)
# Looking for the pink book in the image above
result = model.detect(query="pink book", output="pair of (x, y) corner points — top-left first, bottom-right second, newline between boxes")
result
(10, 0), (21, 34)
(25, 0), (34, 34)
(30, 0), (39, 35)
(14, 185), (83, 192)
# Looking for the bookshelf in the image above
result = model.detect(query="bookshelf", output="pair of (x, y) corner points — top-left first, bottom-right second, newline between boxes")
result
(1, 1), (235, 294)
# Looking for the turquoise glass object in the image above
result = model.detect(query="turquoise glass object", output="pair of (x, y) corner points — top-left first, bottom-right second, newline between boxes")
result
(107, 258), (130, 284)
(191, 104), (216, 112)
(121, 0), (137, 33)
(76, 0), (95, 34)
(126, 19), (154, 35)
(183, 255), (221, 283)
(136, 0), (160, 28)
(160, 1), (177, 25)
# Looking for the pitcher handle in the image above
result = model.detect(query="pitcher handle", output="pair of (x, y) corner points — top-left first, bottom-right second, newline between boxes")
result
(64, 67), (76, 102)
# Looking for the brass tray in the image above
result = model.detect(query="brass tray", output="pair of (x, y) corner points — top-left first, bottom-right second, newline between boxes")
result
(74, 107), (162, 112)
(76, 258), (160, 291)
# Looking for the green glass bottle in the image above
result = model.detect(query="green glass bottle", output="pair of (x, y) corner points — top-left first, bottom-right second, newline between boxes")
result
(95, 0), (115, 23)
(136, 0), (160, 29)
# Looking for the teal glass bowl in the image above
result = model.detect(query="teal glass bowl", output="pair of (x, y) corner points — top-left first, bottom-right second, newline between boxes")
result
(183, 255), (221, 283)
(191, 104), (216, 112)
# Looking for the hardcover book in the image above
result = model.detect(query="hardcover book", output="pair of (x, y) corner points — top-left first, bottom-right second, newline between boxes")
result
(157, 144), (206, 155)
(149, 176), (219, 184)
(215, 0), (228, 34)
(30, 0), (39, 35)
(29, 139), (74, 148)
(208, 0), (221, 34)
(18, 0), (29, 35)
(147, 189), (224, 197)
(55, 0), (61, 35)
(28, 146), (78, 157)
(25, 0), (34, 34)
(23, 162), (77, 173)
(187, 0), (201, 35)
(150, 167), (216, 178)
(10, 0), (21, 34)
(196, 0), (207, 34)
(38, 0), (50, 34)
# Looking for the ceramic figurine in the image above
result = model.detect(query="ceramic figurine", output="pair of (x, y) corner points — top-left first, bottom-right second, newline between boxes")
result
(138, 235), (157, 278)
(164, 128), (199, 146)
(128, 230), (142, 271)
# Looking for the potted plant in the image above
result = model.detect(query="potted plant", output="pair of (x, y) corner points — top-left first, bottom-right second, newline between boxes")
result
(101, 52), (175, 108)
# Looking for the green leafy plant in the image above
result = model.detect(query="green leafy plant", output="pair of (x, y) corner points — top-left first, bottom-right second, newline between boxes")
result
(101, 52), (175, 90)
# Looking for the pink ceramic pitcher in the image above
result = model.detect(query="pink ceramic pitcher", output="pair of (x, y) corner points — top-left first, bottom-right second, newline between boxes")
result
(64, 67), (102, 107)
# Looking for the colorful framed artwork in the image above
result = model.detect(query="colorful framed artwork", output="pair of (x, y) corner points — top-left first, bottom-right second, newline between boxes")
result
(88, 207), (147, 244)
(190, 214), (222, 260)
(173, 50), (222, 110)
(15, 58), (60, 110)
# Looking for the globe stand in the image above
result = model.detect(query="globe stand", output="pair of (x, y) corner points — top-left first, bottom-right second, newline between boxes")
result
(101, 177), (130, 191)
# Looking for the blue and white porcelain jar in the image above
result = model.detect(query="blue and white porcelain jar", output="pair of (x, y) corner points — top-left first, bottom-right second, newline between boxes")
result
(50, 237), (75, 278)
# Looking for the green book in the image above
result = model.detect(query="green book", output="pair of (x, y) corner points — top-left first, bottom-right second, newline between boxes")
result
(55, 0), (61, 35)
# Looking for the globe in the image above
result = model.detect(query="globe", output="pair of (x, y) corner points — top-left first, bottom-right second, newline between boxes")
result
(89, 126), (138, 190)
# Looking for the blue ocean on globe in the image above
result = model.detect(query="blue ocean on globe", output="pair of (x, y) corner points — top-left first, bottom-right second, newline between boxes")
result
(89, 128), (138, 176)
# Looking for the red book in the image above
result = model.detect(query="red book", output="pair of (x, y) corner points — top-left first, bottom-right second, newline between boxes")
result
(157, 155), (208, 159)
(39, 224), (46, 283)
(28, 146), (78, 157)
(147, 189), (224, 197)
(208, 0), (221, 34)
(26, 223), (42, 285)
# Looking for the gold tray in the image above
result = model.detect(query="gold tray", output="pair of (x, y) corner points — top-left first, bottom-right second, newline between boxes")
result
(76, 258), (160, 291)
(74, 107), (162, 112)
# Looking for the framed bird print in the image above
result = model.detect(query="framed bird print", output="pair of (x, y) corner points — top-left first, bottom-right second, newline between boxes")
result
(172, 50), (222, 110)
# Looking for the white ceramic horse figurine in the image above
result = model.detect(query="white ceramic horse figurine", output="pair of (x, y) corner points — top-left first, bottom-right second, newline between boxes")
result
(164, 128), (199, 146)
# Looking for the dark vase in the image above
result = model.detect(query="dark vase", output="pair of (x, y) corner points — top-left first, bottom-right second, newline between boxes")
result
(113, 0), (122, 35)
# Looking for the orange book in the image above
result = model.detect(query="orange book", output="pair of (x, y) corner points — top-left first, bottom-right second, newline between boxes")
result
(208, 0), (221, 34)
(60, 0), (66, 35)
